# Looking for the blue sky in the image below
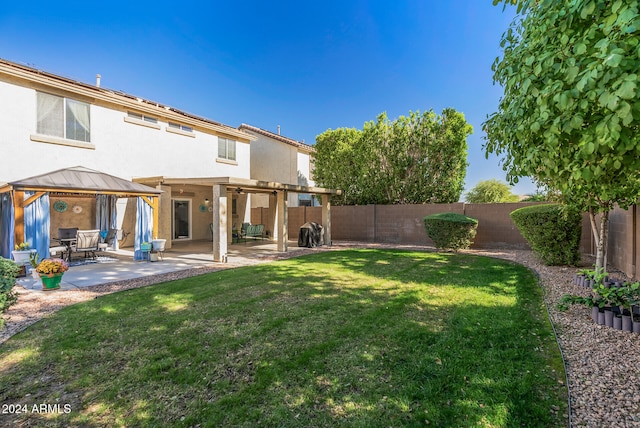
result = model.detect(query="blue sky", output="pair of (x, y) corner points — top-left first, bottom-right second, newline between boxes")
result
(0, 0), (535, 196)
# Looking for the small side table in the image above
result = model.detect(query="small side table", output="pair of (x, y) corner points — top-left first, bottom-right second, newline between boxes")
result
(140, 243), (152, 261)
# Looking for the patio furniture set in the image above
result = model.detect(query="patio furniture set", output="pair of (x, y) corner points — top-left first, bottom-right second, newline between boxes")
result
(232, 223), (265, 243)
(50, 227), (118, 262)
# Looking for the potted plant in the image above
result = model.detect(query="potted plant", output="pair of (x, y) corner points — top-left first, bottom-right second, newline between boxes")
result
(619, 282), (640, 332)
(29, 252), (40, 279)
(11, 242), (36, 266)
(36, 258), (69, 291)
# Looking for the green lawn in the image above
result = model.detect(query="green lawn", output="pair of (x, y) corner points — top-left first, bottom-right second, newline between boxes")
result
(0, 249), (567, 427)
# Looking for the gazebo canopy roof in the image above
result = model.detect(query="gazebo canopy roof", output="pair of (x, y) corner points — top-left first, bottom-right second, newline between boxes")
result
(0, 166), (162, 197)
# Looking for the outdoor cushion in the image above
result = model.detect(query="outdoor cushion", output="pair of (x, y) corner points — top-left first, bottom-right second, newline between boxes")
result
(71, 229), (101, 259)
(49, 246), (67, 258)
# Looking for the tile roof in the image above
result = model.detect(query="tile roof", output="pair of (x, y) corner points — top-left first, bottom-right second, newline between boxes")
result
(238, 124), (314, 152)
(0, 58), (252, 141)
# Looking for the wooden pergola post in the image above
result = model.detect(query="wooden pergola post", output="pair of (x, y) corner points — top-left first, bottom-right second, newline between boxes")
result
(12, 190), (24, 246)
(140, 196), (159, 240)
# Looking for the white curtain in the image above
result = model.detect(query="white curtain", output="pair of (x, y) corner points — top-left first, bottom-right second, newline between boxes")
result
(36, 92), (63, 137)
(66, 99), (90, 138)
(228, 139), (236, 160)
(218, 138), (227, 158)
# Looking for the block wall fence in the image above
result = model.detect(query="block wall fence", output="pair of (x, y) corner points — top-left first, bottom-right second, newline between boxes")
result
(252, 203), (638, 279)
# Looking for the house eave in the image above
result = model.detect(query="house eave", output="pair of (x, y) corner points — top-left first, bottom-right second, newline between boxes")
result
(0, 58), (256, 143)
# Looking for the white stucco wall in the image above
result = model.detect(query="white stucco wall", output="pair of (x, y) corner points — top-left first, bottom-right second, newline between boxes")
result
(0, 80), (250, 183)
(248, 132), (315, 208)
(297, 151), (314, 187)
(250, 134), (297, 184)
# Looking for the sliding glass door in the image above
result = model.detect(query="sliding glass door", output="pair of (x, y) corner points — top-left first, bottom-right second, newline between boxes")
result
(172, 199), (191, 240)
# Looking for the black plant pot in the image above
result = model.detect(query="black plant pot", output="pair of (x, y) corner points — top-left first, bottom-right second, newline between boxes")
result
(633, 321), (640, 334)
(614, 315), (622, 330)
(622, 314), (633, 332)
(605, 309), (614, 327)
(597, 311), (606, 325)
(591, 306), (600, 323)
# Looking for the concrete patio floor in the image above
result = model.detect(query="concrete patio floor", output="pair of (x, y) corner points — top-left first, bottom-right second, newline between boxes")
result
(17, 239), (310, 292)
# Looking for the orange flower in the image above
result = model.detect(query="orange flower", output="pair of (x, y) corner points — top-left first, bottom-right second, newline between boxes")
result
(36, 258), (69, 274)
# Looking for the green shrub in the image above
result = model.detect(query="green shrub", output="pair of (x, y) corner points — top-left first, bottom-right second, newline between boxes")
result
(510, 204), (581, 266)
(423, 212), (478, 252)
(0, 256), (19, 329)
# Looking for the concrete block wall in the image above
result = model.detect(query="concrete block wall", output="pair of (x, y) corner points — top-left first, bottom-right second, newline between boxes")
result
(281, 202), (639, 279)
(332, 205), (376, 242)
(465, 203), (539, 249)
(605, 205), (637, 278)
(374, 204), (464, 245)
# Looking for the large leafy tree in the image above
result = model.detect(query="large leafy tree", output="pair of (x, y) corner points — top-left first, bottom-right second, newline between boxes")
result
(484, 0), (640, 270)
(465, 179), (520, 203)
(314, 109), (472, 205)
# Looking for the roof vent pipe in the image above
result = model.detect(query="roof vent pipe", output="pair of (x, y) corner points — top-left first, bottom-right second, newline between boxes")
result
(277, 125), (280, 135)
(96, 74), (101, 87)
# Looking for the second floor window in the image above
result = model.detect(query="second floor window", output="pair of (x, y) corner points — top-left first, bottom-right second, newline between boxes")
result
(128, 111), (158, 124)
(168, 122), (193, 132)
(37, 92), (91, 142)
(218, 137), (236, 161)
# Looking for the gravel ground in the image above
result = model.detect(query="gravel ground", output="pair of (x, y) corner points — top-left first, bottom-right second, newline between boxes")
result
(1, 243), (639, 427)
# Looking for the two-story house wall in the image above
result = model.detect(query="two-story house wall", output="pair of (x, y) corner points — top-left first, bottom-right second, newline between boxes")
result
(0, 59), (254, 247)
(0, 59), (338, 262)
(239, 124), (317, 208)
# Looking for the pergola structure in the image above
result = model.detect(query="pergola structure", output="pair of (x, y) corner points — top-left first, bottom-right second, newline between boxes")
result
(134, 176), (341, 262)
(0, 166), (162, 259)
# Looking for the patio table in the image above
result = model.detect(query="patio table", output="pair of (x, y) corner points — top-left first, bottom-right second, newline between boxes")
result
(52, 237), (76, 262)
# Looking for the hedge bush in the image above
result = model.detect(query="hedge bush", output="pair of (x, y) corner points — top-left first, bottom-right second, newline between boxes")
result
(510, 204), (581, 266)
(423, 212), (478, 252)
(0, 256), (19, 329)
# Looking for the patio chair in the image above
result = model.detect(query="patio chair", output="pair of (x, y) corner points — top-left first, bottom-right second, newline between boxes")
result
(58, 227), (78, 240)
(98, 228), (118, 251)
(233, 222), (250, 243)
(71, 229), (101, 260)
(49, 245), (68, 260)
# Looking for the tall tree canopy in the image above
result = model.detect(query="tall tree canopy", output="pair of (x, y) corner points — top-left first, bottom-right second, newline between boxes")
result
(484, 0), (640, 270)
(465, 179), (520, 203)
(314, 109), (472, 205)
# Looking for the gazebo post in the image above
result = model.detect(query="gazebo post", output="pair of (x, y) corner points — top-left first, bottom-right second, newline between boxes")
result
(151, 196), (159, 239)
(12, 190), (24, 246)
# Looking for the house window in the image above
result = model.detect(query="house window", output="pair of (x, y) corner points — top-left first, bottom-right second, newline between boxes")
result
(168, 122), (193, 133)
(127, 111), (158, 124)
(218, 137), (236, 161)
(37, 92), (91, 142)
